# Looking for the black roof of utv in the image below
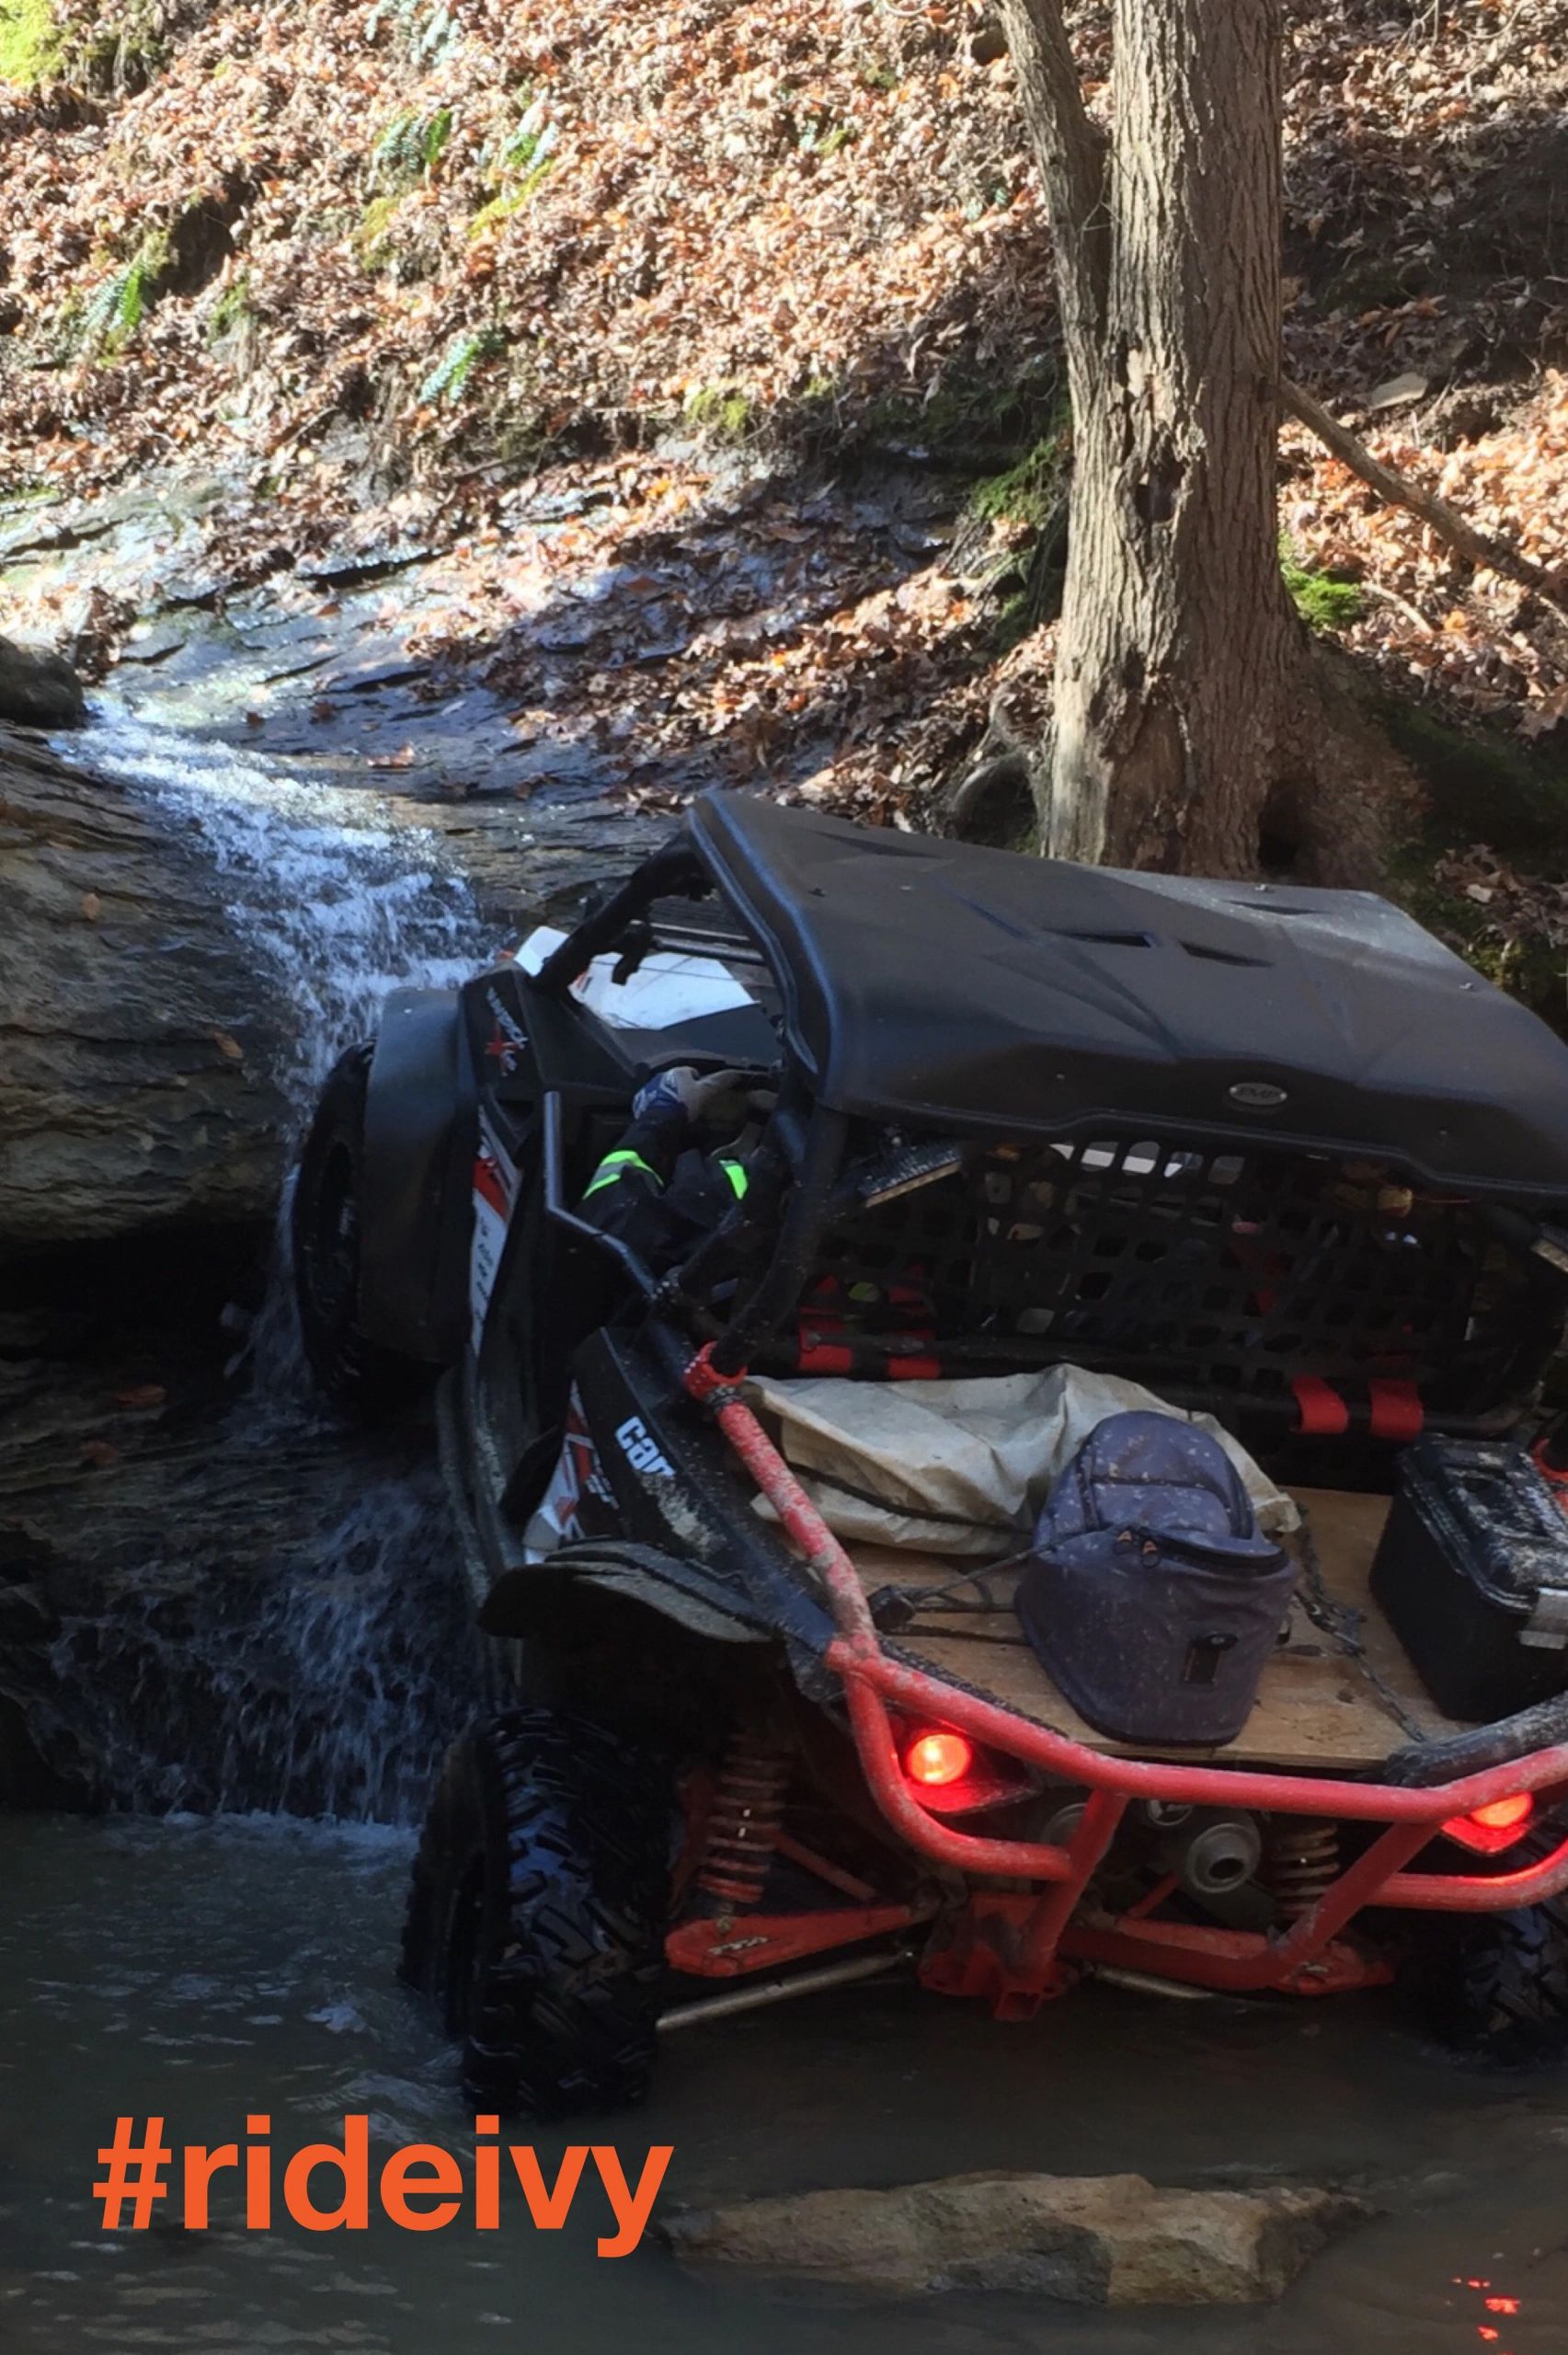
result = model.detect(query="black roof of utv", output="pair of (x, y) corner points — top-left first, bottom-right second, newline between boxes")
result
(685, 792), (1568, 1199)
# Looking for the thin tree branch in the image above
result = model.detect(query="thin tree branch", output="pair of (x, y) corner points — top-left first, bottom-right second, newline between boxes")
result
(1282, 374), (1568, 622)
(999, 0), (1110, 341)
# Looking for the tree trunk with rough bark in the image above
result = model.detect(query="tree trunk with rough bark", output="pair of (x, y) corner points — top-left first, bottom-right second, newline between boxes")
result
(999, 0), (1392, 879)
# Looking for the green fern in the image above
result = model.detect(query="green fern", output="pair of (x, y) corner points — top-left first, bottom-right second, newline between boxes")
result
(370, 102), (454, 191)
(363, 0), (459, 63)
(421, 103), (452, 167)
(469, 98), (557, 235)
(498, 99), (555, 176)
(415, 0), (456, 61)
(79, 268), (132, 349)
(418, 326), (505, 407)
(78, 226), (170, 352)
(469, 160), (553, 236)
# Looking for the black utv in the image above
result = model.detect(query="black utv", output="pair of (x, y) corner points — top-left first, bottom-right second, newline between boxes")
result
(293, 790), (1568, 2115)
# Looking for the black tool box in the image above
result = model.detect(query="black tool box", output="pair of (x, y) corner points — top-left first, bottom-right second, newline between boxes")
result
(1369, 1437), (1568, 1722)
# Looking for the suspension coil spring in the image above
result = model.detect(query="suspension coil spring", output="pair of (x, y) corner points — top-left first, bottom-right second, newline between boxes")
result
(697, 1729), (792, 1909)
(1266, 1820), (1340, 1922)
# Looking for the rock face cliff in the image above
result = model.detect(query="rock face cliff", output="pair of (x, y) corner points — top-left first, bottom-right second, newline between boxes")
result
(0, 638), (86, 730)
(0, 722), (289, 1252)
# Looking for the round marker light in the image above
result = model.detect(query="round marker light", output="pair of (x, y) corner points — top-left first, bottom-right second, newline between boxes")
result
(1442, 1791), (1535, 1855)
(1473, 1793), (1534, 1832)
(904, 1729), (973, 1787)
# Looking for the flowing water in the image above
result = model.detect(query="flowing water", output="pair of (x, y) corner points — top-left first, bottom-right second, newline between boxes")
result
(6, 702), (1568, 2353)
(6, 1813), (1568, 2354)
(20, 706), (489, 1819)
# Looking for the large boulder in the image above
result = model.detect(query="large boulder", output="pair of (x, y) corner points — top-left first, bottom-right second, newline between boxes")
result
(0, 636), (86, 729)
(662, 2170), (1368, 2303)
(0, 723), (289, 1248)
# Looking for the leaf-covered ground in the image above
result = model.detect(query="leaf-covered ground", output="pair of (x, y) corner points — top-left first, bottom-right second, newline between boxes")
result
(2, 0), (1567, 903)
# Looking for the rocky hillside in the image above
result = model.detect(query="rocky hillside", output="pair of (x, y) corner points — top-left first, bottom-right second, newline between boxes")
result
(2, 1), (1567, 940)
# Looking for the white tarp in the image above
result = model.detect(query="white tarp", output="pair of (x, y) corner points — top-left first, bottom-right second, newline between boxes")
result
(746, 1365), (1299, 1555)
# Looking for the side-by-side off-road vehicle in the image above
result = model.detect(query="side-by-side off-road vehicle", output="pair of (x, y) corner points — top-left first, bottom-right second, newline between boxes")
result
(293, 790), (1568, 2114)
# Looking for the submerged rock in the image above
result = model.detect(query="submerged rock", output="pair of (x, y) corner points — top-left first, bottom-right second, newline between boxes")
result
(662, 2170), (1368, 2303)
(0, 636), (86, 729)
(0, 723), (289, 1247)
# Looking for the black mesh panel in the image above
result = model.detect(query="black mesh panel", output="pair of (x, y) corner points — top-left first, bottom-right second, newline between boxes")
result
(796, 1136), (1558, 1425)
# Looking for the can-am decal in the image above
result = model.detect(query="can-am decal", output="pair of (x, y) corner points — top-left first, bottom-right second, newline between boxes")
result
(615, 1415), (675, 1480)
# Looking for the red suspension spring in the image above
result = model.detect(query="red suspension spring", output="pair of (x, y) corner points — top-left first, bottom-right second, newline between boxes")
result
(1267, 1820), (1340, 1922)
(696, 1729), (792, 1908)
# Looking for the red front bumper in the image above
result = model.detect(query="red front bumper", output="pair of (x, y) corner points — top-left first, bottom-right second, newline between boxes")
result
(686, 1348), (1568, 2005)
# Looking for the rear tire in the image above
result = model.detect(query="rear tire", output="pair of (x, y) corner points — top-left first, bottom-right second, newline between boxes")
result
(400, 1707), (673, 2117)
(292, 1042), (430, 1417)
(1404, 1830), (1568, 2065)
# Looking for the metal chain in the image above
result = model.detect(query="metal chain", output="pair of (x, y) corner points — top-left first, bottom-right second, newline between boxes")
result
(1293, 1506), (1428, 1746)
(867, 1545), (1032, 1631)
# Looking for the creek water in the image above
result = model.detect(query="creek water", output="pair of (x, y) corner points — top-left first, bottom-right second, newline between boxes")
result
(5, 701), (1568, 2353)
(6, 1813), (1568, 2353)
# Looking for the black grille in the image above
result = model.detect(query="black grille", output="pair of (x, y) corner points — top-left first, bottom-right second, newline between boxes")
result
(793, 1134), (1562, 1429)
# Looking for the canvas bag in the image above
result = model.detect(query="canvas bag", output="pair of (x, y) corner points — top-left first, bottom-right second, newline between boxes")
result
(1016, 1410), (1298, 1746)
(745, 1364), (1298, 1556)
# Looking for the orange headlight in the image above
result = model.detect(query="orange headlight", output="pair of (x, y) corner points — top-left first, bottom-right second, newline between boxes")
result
(903, 1729), (974, 1788)
(1442, 1792), (1535, 1855)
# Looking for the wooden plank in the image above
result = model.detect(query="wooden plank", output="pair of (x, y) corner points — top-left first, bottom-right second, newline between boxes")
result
(849, 1489), (1473, 1771)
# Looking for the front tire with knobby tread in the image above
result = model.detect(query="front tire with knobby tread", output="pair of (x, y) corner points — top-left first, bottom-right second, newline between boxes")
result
(1405, 1826), (1568, 2066)
(400, 1707), (673, 2117)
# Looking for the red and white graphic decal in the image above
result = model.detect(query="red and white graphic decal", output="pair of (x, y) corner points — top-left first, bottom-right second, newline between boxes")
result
(527, 1387), (614, 1554)
(469, 1116), (518, 1349)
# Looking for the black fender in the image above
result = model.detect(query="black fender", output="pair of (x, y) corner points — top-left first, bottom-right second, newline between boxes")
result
(481, 1541), (771, 1646)
(359, 986), (476, 1363)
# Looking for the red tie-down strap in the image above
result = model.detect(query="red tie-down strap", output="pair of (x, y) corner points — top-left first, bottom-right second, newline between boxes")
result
(1291, 1375), (1350, 1436)
(1368, 1379), (1424, 1442)
(795, 1332), (943, 1379)
(795, 1273), (941, 1379)
(1290, 1375), (1425, 1440)
(794, 1312), (942, 1380)
(796, 1313), (853, 1375)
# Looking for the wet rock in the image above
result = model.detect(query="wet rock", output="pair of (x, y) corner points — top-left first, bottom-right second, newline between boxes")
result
(944, 748), (1033, 846)
(0, 723), (289, 1247)
(661, 2171), (1368, 2303)
(0, 1317), (483, 1814)
(0, 636), (86, 729)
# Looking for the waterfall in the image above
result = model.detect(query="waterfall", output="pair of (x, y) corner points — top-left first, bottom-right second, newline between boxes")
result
(32, 709), (494, 1821)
